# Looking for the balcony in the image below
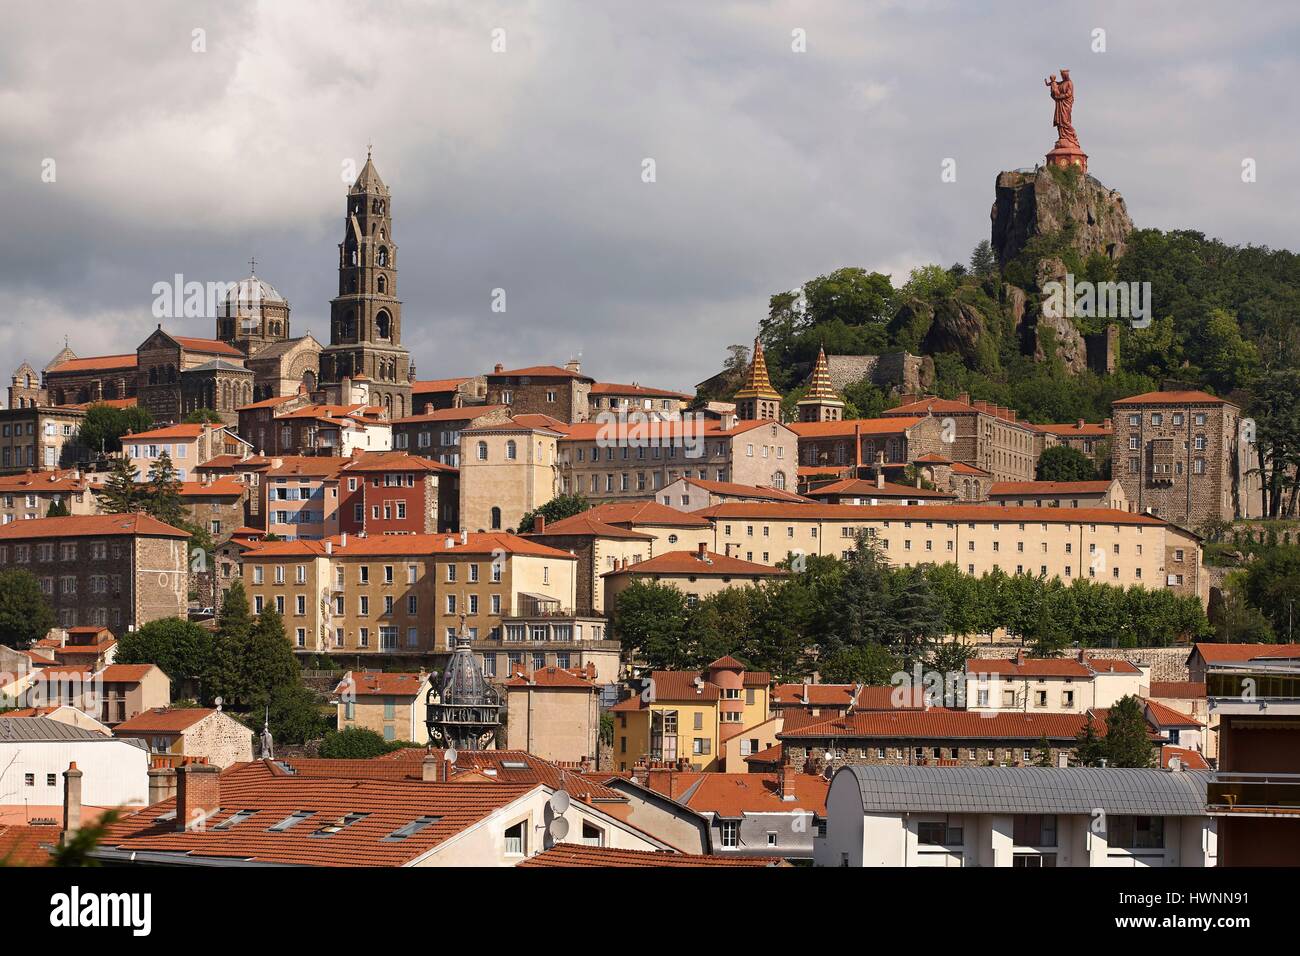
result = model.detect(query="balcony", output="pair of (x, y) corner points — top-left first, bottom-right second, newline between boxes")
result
(1207, 772), (1300, 817)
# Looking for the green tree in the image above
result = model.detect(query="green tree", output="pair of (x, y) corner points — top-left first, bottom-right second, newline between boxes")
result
(611, 580), (691, 668)
(145, 452), (186, 526)
(1073, 717), (1107, 767)
(239, 604), (301, 711)
(76, 404), (152, 456)
(206, 580), (254, 704)
(259, 682), (330, 746)
(95, 455), (144, 514)
(1035, 445), (1097, 482)
(518, 493), (589, 534)
(818, 643), (901, 684)
(969, 239), (996, 278)
(1242, 547), (1300, 641)
(115, 617), (213, 698)
(182, 408), (223, 424)
(1104, 695), (1156, 768)
(685, 587), (755, 670)
(898, 264), (957, 303)
(0, 569), (56, 648)
(45, 497), (69, 517)
(1034, 735), (1054, 767)
(319, 726), (396, 758)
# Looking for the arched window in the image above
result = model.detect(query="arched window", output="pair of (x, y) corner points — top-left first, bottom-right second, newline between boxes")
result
(476, 441), (488, 461)
(377, 247), (389, 267)
(771, 471), (786, 490)
(506, 440), (517, 460)
(377, 274), (387, 294)
(376, 311), (391, 339)
(490, 507), (502, 530)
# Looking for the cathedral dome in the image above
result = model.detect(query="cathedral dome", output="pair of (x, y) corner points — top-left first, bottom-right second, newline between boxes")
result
(221, 274), (288, 318)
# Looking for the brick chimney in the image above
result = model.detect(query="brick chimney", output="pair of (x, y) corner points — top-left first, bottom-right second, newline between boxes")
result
(175, 762), (220, 831)
(631, 760), (649, 787)
(533, 514), (545, 534)
(777, 757), (797, 801)
(62, 762), (83, 839)
(1014, 648), (1025, 666)
(494, 363), (504, 374)
(697, 541), (707, 559)
(148, 765), (178, 804)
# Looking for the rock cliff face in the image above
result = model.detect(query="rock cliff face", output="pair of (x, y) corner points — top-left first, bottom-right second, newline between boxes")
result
(990, 167), (1133, 268)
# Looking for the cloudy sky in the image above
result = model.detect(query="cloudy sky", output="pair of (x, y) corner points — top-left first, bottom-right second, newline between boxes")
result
(3, 0), (1297, 394)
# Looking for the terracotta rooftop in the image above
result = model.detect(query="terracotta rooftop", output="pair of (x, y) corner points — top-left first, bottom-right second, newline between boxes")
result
(603, 550), (785, 577)
(489, 365), (595, 381)
(334, 671), (427, 698)
(341, 452), (456, 473)
(697, 501), (1165, 526)
(124, 423), (225, 441)
(98, 664), (160, 683)
(504, 664), (598, 689)
(1160, 746), (1210, 771)
(114, 707), (215, 733)
(675, 772), (828, 817)
(590, 382), (692, 400)
(391, 405), (505, 424)
(46, 353), (137, 374)
(1148, 681), (1206, 699)
(0, 513), (190, 541)
(529, 512), (656, 540)
(779, 710), (1092, 741)
(173, 336), (244, 357)
(0, 824), (55, 866)
(580, 501), (711, 528)
(0, 470), (91, 493)
(98, 761), (537, 866)
(1113, 390), (1231, 406)
(411, 377), (472, 392)
(676, 477), (811, 503)
(1192, 642), (1300, 664)
(1144, 699), (1202, 728)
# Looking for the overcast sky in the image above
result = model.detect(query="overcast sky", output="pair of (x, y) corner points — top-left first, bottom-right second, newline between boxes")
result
(3, 1), (1297, 394)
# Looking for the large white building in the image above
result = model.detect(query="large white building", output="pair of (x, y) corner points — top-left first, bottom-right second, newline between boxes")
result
(816, 764), (1217, 867)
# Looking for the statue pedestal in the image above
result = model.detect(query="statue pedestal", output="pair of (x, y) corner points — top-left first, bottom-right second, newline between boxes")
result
(1046, 145), (1088, 174)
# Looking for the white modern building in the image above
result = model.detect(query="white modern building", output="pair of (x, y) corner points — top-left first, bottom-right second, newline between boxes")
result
(817, 764), (1217, 867)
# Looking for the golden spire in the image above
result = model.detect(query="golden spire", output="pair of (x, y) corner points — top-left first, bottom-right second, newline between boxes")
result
(734, 337), (781, 401)
(799, 346), (842, 405)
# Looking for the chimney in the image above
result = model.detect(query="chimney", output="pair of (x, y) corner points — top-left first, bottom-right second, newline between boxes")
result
(325, 540), (333, 555)
(175, 762), (220, 831)
(957, 392), (970, 405)
(422, 752), (440, 782)
(148, 765), (178, 804)
(1103, 417), (1112, 429)
(533, 515), (545, 534)
(62, 762), (83, 839)
(801, 682), (809, 705)
(460, 529), (468, 545)
(853, 421), (863, 471)
(494, 363), (504, 374)
(876, 470), (885, 490)
(631, 761), (649, 787)
(1077, 418), (1085, 429)
(565, 358), (582, 374)
(1014, 648), (1025, 666)
(777, 758), (797, 801)
(697, 541), (707, 559)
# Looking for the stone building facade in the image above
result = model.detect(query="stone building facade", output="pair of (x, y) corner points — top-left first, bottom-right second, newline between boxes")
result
(1111, 389), (1262, 526)
(0, 514), (190, 634)
(0, 405), (89, 474)
(485, 362), (594, 424)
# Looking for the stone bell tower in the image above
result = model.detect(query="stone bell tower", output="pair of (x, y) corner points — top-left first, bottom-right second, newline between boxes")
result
(317, 149), (413, 417)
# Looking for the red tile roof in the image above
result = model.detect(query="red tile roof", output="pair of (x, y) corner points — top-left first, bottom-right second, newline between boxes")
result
(696, 501), (1165, 526)
(677, 477), (811, 503)
(989, 481), (1115, 496)
(1148, 681), (1206, 699)
(341, 452), (455, 474)
(1113, 390), (1230, 406)
(46, 353), (137, 374)
(236, 394), (300, 411)
(366, 749), (622, 800)
(0, 825), (55, 866)
(590, 382), (692, 400)
(1087, 658), (1142, 674)
(114, 707), (214, 733)
(580, 501), (711, 528)
(676, 772), (828, 816)
(391, 405), (506, 424)
(516, 845), (773, 867)
(807, 478), (955, 499)
(504, 664), (597, 689)
(0, 513), (190, 540)
(648, 670), (720, 702)
(529, 513), (656, 540)
(603, 550), (785, 577)
(1192, 642), (1300, 664)
(99, 761), (536, 866)
(489, 365), (594, 381)
(885, 397), (979, 416)
(411, 377), (472, 392)
(779, 710), (1091, 741)
(0, 470), (92, 493)
(125, 423), (225, 441)
(788, 417), (923, 439)
(1144, 699), (1202, 728)
(334, 671), (427, 698)
(99, 664), (160, 683)
(1160, 746), (1210, 770)
(173, 336), (244, 357)
(743, 743), (782, 765)
(968, 656), (1093, 678)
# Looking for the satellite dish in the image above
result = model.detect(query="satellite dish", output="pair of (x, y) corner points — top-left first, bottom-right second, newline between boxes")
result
(547, 816), (570, 842)
(445, 747), (458, 764)
(549, 789), (571, 815)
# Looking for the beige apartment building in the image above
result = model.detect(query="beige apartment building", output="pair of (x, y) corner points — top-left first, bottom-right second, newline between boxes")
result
(696, 502), (1207, 603)
(458, 415), (563, 532)
(239, 530), (619, 680)
(557, 417), (800, 499)
(505, 664), (602, 764)
(0, 404), (90, 474)
(1112, 389), (1262, 526)
(986, 479), (1127, 510)
(603, 546), (786, 612)
(0, 469), (99, 524)
(334, 670), (429, 743)
(963, 651), (1149, 714)
(0, 514), (190, 633)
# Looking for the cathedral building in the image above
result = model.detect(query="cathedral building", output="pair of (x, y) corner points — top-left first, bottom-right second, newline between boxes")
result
(317, 152), (414, 418)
